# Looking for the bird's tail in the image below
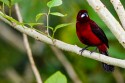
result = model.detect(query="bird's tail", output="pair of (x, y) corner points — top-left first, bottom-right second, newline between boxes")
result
(98, 45), (114, 72)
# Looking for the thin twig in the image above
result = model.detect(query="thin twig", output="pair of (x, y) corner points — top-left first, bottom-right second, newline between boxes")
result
(86, 0), (125, 48)
(14, 3), (42, 83)
(23, 34), (42, 83)
(51, 46), (82, 83)
(111, 0), (125, 30)
(46, 12), (49, 36)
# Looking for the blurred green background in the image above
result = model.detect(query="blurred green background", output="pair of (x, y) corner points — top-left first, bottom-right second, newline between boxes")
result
(0, 0), (125, 83)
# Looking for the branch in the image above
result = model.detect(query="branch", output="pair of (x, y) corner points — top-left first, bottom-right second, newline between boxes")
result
(15, 4), (42, 83)
(111, 0), (125, 29)
(0, 12), (125, 69)
(86, 0), (125, 48)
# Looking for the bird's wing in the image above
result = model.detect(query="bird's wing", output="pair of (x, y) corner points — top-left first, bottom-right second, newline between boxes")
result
(89, 20), (109, 48)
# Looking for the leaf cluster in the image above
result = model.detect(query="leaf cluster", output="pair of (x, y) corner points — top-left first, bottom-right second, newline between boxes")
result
(36, 0), (71, 38)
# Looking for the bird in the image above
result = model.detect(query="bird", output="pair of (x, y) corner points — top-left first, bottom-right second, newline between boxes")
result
(76, 10), (114, 72)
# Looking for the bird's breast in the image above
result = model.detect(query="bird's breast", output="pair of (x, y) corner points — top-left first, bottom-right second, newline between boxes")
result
(76, 22), (102, 46)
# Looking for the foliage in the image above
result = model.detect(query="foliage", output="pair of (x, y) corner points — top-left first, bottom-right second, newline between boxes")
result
(47, 0), (62, 8)
(45, 71), (67, 83)
(36, 0), (71, 37)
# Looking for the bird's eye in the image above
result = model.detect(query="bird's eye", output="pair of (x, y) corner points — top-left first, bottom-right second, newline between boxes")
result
(81, 13), (88, 18)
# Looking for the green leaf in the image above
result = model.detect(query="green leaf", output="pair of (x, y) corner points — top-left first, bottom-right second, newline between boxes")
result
(54, 23), (72, 32)
(47, 0), (62, 8)
(24, 23), (43, 28)
(45, 71), (67, 83)
(48, 26), (53, 30)
(36, 13), (46, 22)
(50, 12), (67, 17)
(45, 26), (53, 30)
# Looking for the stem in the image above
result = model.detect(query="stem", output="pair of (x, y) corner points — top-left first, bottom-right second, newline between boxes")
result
(23, 34), (42, 83)
(46, 8), (51, 36)
(52, 32), (54, 38)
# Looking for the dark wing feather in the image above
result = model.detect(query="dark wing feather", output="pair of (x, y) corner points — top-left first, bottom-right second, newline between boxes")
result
(89, 20), (109, 48)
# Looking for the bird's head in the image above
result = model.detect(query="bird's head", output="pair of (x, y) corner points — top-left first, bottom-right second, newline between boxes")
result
(77, 10), (90, 22)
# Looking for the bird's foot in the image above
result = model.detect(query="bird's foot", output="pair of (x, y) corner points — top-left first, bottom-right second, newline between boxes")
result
(79, 46), (89, 55)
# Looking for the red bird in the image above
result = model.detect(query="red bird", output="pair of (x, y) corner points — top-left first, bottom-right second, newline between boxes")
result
(76, 10), (114, 72)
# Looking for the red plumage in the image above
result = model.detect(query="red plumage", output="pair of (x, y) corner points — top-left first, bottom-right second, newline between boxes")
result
(76, 10), (114, 72)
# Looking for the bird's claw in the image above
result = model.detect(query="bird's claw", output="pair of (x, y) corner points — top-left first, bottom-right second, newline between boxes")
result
(79, 49), (84, 55)
(80, 47), (97, 55)
(79, 46), (89, 55)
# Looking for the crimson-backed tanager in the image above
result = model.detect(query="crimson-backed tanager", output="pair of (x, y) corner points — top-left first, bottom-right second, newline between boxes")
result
(76, 10), (114, 72)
